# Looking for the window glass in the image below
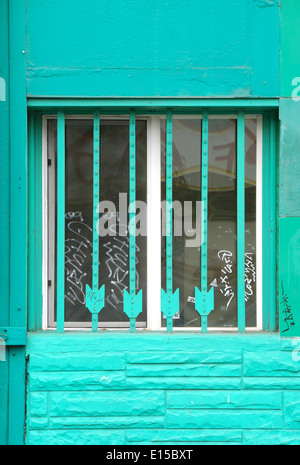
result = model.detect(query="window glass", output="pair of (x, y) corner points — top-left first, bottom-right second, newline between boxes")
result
(161, 117), (257, 328)
(48, 118), (147, 327)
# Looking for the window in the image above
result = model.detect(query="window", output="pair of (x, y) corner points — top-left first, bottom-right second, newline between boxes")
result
(40, 107), (276, 333)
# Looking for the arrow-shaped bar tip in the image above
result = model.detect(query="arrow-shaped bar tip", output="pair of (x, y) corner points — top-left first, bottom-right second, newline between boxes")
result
(123, 289), (143, 320)
(194, 286), (214, 316)
(85, 284), (105, 314)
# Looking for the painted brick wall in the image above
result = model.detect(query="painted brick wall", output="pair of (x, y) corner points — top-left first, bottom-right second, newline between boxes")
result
(25, 333), (300, 445)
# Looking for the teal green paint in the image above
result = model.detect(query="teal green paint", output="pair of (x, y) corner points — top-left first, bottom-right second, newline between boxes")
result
(28, 113), (36, 331)
(194, 112), (215, 332)
(279, 99), (300, 217)
(85, 113), (105, 331)
(237, 112), (245, 332)
(279, 217), (300, 337)
(34, 114), (43, 331)
(278, 1), (300, 337)
(280, 0), (300, 98)
(28, 113), (43, 331)
(28, 112), (43, 331)
(0, 0), (9, 445)
(262, 112), (278, 332)
(269, 113), (277, 332)
(25, 331), (300, 445)
(123, 112), (143, 332)
(161, 111), (180, 332)
(6, 0), (27, 445)
(56, 112), (65, 332)
(27, 98), (280, 111)
(262, 113), (270, 330)
(0, 327), (26, 346)
(25, 0), (279, 98)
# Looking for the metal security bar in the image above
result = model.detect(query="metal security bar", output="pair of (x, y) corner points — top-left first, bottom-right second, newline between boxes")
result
(123, 111), (143, 332)
(85, 113), (105, 331)
(161, 110), (180, 332)
(237, 111), (246, 332)
(50, 110), (269, 333)
(56, 111), (65, 332)
(194, 112), (214, 332)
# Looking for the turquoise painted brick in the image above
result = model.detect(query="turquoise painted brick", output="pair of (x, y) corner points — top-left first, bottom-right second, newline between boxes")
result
(127, 350), (241, 364)
(28, 417), (48, 429)
(126, 377), (241, 390)
(167, 391), (282, 410)
(127, 363), (241, 378)
(25, 333), (282, 355)
(243, 377), (300, 390)
(50, 416), (165, 429)
(27, 429), (125, 445)
(244, 351), (300, 376)
(25, 333), (300, 444)
(29, 352), (125, 371)
(283, 392), (300, 429)
(49, 391), (165, 417)
(243, 430), (300, 445)
(125, 429), (242, 444)
(166, 409), (283, 429)
(29, 392), (48, 417)
(29, 371), (125, 391)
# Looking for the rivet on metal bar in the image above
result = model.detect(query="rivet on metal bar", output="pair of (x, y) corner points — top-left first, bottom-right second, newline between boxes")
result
(85, 113), (105, 331)
(161, 110), (180, 332)
(123, 111), (143, 332)
(194, 111), (214, 333)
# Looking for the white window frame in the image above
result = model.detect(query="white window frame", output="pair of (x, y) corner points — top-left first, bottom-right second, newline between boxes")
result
(42, 113), (263, 332)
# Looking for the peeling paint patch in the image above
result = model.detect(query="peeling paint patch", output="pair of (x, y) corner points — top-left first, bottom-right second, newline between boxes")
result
(254, 0), (279, 8)
(0, 77), (6, 101)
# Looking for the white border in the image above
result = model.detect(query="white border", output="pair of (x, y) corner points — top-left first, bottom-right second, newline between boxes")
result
(41, 114), (263, 332)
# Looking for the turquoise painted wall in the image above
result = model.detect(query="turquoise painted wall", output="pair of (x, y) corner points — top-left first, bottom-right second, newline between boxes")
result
(0, 0), (27, 445)
(26, 0), (280, 98)
(3, 0), (300, 446)
(278, 0), (300, 337)
(25, 333), (300, 445)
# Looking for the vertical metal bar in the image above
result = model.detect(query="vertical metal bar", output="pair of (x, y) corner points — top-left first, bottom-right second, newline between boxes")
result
(92, 113), (100, 331)
(129, 111), (136, 298)
(194, 112), (214, 332)
(166, 111), (174, 332)
(123, 111), (143, 331)
(161, 111), (180, 332)
(166, 112), (173, 299)
(85, 113), (105, 330)
(56, 111), (65, 332)
(269, 112), (277, 331)
(201, 111), (209, 332)
(237, 111), (246, 332)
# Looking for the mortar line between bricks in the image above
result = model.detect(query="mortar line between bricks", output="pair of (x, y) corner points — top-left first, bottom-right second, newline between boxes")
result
(282, 390), (285, 430)
(125, 351), (128, 389)
(47, 391), (50, 429)
(164, 390), (167, 428)
(241, 348), (244, 390)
